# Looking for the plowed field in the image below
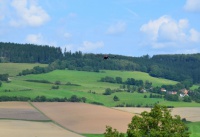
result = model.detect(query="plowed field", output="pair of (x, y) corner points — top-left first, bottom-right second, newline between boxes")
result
(113, 107), (200, 122)
(33, 102), (134, 134)
(0, 120), (83, 137)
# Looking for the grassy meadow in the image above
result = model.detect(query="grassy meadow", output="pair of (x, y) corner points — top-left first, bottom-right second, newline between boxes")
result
(1, 63), (200, 107)
(0, 63), (47, 76)
(1, 63), (200, 136)
(187, 122), (200, 137)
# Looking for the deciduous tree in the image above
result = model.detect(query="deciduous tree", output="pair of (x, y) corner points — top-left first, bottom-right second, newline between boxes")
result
(104, 104), (190, 137)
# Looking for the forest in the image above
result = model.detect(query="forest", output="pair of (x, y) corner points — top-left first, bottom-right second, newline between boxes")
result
(1, 42), (200, 84)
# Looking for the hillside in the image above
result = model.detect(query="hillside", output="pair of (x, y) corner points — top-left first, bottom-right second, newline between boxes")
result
(0, 63), (47, 76)
(1, 42), (200, 84)
(1, 63), (200, 107)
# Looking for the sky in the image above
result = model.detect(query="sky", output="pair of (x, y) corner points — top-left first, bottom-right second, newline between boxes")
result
(0, 0), (200, 57)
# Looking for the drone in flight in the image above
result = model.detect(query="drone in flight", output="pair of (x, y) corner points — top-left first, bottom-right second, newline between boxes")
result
(97, 54), (117, 60)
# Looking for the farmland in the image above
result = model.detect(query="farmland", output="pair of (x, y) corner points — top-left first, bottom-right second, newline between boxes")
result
(0, 102), (84, 137)
(0, 63), (47, 76)
(0, 120), (84, 137)
(0, 102), (200, 137)
(1, 67), (200, 107)
(32, 102), (134, 134)
(113, 107), (200, 122)
(0, 63), (200, 136)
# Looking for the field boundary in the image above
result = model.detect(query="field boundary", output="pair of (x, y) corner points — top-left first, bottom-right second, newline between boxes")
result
(28, 101), (83, 136)
(0, 118), (52, 122)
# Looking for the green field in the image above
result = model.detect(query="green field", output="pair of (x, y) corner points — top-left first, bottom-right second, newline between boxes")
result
(0, 63), (200, 136)
(1, 65), (200, 107)
(187, 122), (200, 137)
(0, 63), (47, 76)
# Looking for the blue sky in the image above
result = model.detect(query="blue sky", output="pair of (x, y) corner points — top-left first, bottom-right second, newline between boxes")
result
(0, 0), (200, 56)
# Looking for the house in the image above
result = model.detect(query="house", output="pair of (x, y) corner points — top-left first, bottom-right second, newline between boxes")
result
(140, 88), (147, 93)
(160, 88), (166, 92)
(180, 88), (189, 95)
(180, 88), (189, 97)
(168, 91), (177, 95)
(180, 93), (189, 98)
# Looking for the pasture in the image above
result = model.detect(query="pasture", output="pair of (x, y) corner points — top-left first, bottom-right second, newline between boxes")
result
(187, 122), (200, 137)
(0, 63), (47, 76)
(1, 69), (200, 107)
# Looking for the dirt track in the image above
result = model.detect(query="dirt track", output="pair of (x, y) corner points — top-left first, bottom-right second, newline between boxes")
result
(33, 102), (134, 134)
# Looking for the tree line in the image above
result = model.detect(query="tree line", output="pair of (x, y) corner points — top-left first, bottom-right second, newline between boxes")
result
(0, 42), (62, 63)
(0, 95), (86, 102)
(1, 42), (200, 84)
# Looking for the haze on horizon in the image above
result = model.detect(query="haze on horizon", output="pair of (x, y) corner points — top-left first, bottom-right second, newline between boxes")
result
(0, 0), (200, 57)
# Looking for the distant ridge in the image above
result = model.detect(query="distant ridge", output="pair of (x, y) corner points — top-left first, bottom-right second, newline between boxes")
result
(1, 42), (200, 84)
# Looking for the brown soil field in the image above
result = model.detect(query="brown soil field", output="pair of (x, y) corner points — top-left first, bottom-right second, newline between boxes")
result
(33, 102), (134, 134)
(0, 102), (49, 121)
(0, 120), (84, 137)
(113, 107), (200, 122)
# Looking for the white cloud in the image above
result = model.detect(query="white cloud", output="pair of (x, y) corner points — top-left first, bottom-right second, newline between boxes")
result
(184, 0), (200, 12)
(26, 33), (44, 44)
(10, 0), (50, 27)
(106, 21), (126, 35)
(78, 41), (104, 52)
(140, 15), (200, 48)
(189, 28), (200, 42)
(25, 33), (56, 46)
(140, 16), (188, 41)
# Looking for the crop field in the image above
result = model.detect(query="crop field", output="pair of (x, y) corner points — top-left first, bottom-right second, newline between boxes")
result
(113, 107), (200, 122)
(0, 63), (200, 136)
(32, 102), (134, 134)
(0, 102), (84, 137)
(0, 102), (199, 136)
(0, 120), (84, 137)
(0, 102), (49, 121)
(0, 63), (47, 76)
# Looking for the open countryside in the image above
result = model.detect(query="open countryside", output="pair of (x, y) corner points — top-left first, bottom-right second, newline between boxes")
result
(1, 0), (200, 136)
(0, 63), (200, 136)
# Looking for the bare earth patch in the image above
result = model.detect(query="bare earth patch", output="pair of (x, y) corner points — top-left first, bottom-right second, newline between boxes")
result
(0, 102), (49, 121)
(113, 107), (200, 122)
(33, 102), (134, 134)
(0, 120), (84, 137)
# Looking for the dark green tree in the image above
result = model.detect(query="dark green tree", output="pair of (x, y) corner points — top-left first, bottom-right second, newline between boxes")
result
(103, 88), (112, 95)
(113, 95), (119, 101)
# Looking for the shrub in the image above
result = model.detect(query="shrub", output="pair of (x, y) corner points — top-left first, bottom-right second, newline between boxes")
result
(113, 95), (120, 101)
(51, 85), (59, 89)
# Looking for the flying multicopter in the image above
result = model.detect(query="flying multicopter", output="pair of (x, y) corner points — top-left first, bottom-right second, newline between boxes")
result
(97, 54), (117, 60)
